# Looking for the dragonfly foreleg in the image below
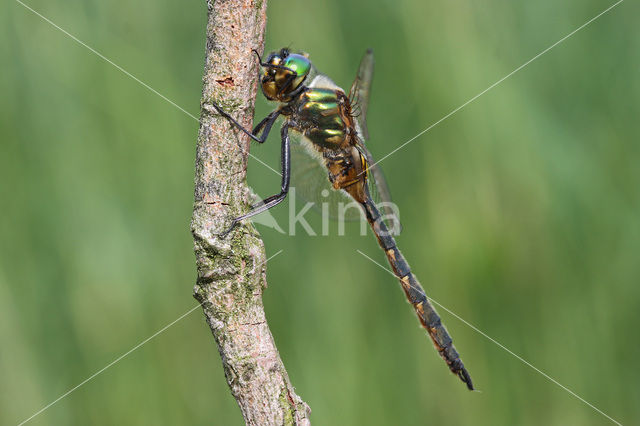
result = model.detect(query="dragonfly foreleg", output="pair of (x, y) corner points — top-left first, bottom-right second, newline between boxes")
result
(219, 124), (291, 237)
(205, 102), (281, 143)
(251, 109), (281, 143)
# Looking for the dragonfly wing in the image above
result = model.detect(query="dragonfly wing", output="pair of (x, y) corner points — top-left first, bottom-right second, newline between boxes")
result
(292, 55), (394, 226)
(356, 140), (403, 235)
(349, 49), (374, 140)
(290, 131), (366, 221)
(349, 49), (401, 234)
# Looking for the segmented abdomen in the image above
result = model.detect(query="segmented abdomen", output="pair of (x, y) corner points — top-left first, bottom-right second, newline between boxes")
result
(361, 198), (474, 390)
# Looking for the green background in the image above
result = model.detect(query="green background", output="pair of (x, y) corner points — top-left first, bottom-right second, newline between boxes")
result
(2, 0), (638, 425)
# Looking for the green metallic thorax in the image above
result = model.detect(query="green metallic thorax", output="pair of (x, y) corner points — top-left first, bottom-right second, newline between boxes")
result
(293, 88), (346, 148)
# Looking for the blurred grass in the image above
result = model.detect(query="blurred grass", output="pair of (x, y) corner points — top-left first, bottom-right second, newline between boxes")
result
(1, 0), (639, 425)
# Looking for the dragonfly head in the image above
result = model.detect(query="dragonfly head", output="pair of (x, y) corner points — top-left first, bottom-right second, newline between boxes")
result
(257, 48), (310, 102)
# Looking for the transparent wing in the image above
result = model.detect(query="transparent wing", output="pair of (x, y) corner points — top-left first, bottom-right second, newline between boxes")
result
(356, 141), (402, 235)
(350, 49), (402, 234)
(349, 49), (374, 140)
(290, 51), (401, 232)
(294, 72), (365, 220)
(290, 132), (365, 221)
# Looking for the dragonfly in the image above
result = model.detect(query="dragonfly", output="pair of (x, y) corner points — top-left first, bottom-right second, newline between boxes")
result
(209, 47), (474, 390)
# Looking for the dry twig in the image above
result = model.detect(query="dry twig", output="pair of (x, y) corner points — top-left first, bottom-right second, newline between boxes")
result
(191, 1), (310, 424)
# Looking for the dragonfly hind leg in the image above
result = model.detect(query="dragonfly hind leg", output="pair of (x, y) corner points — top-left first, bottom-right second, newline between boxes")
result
(219, 125), (291, 237)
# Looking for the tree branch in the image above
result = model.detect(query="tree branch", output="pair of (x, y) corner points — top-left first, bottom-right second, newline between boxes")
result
(191, 1), (311, 424)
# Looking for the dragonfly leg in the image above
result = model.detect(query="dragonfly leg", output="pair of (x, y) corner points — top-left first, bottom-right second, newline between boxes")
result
(206, 102), (281, 143)
(251, 109), (281, 143)
(219, 125), (291, 237)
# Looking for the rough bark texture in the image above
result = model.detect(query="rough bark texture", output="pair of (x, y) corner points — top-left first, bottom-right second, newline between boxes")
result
(191, 1), (310, 424)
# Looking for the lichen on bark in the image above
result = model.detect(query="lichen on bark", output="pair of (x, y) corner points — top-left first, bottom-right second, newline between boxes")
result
(191, 1), (310, 424)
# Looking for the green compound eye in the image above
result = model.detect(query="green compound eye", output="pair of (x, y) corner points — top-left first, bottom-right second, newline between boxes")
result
(283, 54), (311, 77)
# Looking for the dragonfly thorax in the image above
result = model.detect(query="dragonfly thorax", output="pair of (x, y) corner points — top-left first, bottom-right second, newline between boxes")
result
(294, 88), (350, 149)
(288, 83), (370, 202)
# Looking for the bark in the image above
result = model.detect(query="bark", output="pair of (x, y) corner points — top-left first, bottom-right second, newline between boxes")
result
(191, 1), (310, 424)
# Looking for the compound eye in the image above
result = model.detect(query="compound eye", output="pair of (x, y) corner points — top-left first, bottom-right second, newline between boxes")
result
(282, 54), (310, 78)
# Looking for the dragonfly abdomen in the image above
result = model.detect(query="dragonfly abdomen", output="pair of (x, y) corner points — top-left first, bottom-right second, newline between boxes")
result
(362, 199), (474, 390)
